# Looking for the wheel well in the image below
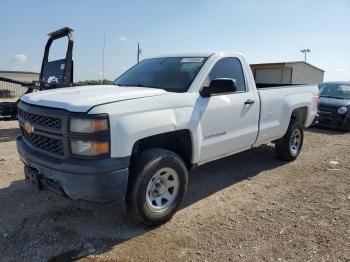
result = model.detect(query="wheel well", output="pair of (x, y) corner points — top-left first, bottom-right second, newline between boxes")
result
(131, 130), (193, 169)
(291, 107), (308, 126)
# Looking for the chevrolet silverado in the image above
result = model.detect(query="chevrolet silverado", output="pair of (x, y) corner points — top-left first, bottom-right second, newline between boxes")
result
(16, 52), (319, 226)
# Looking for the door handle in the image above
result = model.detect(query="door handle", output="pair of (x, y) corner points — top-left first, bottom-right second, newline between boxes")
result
(244, 99), (255, 105)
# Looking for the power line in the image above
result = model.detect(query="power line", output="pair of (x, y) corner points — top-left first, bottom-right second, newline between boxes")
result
(137, 42), (142, 63)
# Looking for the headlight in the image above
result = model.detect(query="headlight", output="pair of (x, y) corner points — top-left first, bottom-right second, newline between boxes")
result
(337, 107), (348, 115)
(71, 140), (109, 156)
(70, 118), (108, 133)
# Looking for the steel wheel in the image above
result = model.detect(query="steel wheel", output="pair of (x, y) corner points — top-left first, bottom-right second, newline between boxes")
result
(146, 167), (179, 213)
(290, 129), (302, 155)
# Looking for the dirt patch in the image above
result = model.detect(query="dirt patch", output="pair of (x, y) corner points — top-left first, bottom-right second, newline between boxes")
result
(0, 121), (349, 262)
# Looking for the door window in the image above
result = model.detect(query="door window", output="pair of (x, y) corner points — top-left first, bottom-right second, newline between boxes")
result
(207, 57), (246, 92)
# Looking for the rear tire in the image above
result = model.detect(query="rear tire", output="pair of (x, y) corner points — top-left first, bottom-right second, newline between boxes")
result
(275, 119), (304, 161)
(126, 148), (188, 226)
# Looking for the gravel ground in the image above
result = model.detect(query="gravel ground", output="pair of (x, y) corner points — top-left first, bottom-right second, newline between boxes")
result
(0, 121), (349, 262)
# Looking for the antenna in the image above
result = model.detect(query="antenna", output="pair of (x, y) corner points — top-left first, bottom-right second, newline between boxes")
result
(102, 34), (105, 81)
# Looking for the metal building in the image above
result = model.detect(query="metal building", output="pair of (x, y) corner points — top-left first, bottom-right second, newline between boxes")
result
(250, 62), (324, 85)
(0, 71), (39, 97)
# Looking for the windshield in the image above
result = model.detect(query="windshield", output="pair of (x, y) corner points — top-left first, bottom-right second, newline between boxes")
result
(113, 57), (207, 92)
(319, 83), (350, 99)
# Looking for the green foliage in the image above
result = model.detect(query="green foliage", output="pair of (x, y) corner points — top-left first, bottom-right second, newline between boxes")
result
(76, 79), (113, 86)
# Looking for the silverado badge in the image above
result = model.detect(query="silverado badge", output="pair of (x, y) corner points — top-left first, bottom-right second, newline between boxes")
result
(24, 122), (35, 134)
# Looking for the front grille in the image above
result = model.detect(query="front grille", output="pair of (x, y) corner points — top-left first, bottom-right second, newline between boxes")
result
(18, 108), (62, 129)
(21, 126), (64, 156)
(318, 106), (339, 118)
(318, 110), (335, 117)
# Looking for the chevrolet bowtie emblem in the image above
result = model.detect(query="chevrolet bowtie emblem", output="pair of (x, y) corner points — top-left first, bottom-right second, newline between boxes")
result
(24, 122), (35, 134)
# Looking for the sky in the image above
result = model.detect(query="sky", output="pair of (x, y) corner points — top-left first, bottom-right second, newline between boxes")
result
(1, 0), (349, 82)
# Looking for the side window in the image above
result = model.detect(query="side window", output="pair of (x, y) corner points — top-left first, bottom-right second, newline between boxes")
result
(207, 57), (246, 92)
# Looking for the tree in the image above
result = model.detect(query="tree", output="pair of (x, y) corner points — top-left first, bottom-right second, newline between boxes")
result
(76, 79), (113, 86)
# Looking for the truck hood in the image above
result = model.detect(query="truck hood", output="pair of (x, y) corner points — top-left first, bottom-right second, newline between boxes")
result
(20, 85), (167, 112)
(319, 97), (350, 108)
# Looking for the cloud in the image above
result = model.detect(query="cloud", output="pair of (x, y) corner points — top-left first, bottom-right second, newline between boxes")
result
(11, 54), (27, 63)
(334, 68), (349, 72)
(119, 36), (133, 42)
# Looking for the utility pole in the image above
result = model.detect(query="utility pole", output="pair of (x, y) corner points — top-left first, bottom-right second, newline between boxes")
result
(102, 34), (105, 82)
(300, 49), (311, 62)
(137, 42), (142, 63)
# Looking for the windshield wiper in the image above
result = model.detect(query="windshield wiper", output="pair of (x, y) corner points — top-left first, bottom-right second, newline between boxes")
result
(113, 84), (135, 87)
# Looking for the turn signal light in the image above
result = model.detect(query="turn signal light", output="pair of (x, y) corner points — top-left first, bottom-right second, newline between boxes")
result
(71, 140), (109, 156)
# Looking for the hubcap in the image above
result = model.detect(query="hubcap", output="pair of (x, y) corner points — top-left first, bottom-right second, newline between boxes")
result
(290, 129), (301, 155)
(146, 167), (179, 212)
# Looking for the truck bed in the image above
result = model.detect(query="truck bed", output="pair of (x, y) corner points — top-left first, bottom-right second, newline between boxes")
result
(255, 84), (319, 145)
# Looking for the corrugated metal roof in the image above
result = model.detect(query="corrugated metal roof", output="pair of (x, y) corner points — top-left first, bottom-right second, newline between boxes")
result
(0, 71), (39, 97)
(0, 70), (39, 75)
(250, 61), (325, 72)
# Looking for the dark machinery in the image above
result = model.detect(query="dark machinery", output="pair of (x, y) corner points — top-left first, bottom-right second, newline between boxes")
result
(0, 27), (74, 120)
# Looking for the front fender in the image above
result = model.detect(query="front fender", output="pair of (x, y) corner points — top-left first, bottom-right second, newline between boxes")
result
(87, 92), (202, 162)
(111, 109), (179, 157)
(103, 106), (198, 159)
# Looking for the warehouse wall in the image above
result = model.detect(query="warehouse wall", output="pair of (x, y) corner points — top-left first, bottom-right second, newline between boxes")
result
(251, 62), (324, 85)
(282, 67), (292, 84)
(287, 62), (324, 85)
(0, 71), (39, 97)
(251, 64), (284, 84)
(254, 68), (283, 84)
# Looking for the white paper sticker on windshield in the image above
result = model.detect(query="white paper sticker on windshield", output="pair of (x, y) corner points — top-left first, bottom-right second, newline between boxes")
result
(181, 58), (204, 63)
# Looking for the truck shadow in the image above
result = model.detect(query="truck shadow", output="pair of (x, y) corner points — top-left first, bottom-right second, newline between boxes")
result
(0, 144), (285, 261)
(183, 144), (280, 208)
(0, 127), (19, 143)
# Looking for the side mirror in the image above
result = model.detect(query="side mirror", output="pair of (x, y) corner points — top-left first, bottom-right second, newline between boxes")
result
(200, 78), (238, 97)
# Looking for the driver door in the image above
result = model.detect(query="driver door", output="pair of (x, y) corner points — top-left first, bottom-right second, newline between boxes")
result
(198, 57), (259, 163)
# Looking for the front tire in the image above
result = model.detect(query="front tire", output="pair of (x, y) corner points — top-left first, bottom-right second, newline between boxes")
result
(126, 148), (188, 226)
(275, 119), (304, 161)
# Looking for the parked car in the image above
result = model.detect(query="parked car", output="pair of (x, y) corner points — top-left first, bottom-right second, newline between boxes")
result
(16, 52), (319, 226)
(317, 81), (350, 131)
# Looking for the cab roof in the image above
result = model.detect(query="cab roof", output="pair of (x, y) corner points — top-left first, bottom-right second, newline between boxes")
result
(147, 52), (241, 59)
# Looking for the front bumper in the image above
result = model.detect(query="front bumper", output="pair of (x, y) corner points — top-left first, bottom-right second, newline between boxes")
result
(316, 112), (350, 130)
(17, 135), (129, 203)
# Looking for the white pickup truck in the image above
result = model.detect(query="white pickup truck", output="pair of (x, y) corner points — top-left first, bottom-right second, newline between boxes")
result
(17, 52), (319, 226)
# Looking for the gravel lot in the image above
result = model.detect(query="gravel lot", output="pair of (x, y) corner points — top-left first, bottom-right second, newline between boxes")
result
(0, 120), (349, 262)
